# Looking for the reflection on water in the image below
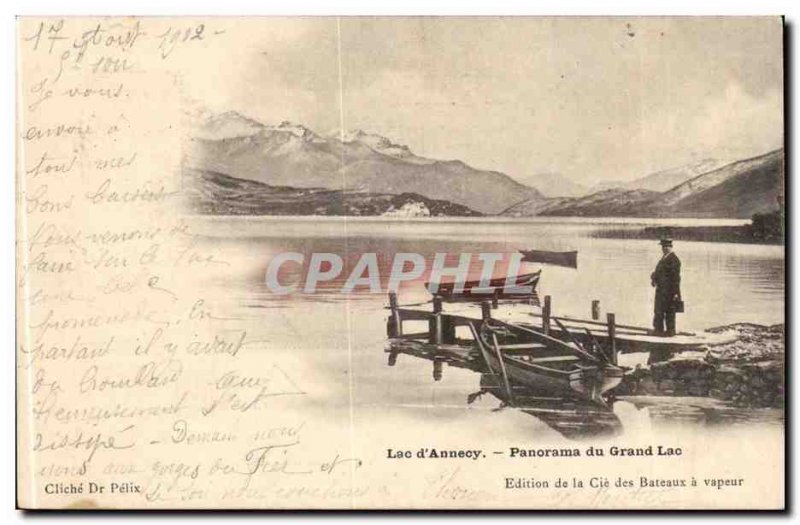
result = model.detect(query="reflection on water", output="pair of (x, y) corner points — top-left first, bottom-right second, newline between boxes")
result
(195, 216), (784, 329)
(192, 216), (784, 440)
(474, 373), (623, 440)
(386, 341), (783, 441)
(619, 396), (785, 428)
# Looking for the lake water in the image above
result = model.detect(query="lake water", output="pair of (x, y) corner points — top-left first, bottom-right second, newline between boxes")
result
(191, 216), (785, 442)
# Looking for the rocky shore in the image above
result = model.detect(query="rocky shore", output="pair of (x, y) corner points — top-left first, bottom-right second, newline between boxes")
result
(617, 323), (784, 408)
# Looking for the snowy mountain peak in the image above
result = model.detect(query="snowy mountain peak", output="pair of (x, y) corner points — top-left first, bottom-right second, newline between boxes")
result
(340, 129), (413, 158)
(274, 120), (321, 141)
(194, 111), (265, 140)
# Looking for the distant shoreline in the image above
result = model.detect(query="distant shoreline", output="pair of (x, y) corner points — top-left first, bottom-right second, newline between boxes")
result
(592, 224), (784, 245)
(185, 213), (749, 226)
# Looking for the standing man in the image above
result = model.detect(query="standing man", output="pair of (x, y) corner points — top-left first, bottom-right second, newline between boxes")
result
(651, 238), (682, 337)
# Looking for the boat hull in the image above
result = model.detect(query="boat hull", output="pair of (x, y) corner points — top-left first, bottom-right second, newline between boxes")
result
(426, 270), (541, 303)
(484, 350), (623, 404)
(520, 250), (578, 268)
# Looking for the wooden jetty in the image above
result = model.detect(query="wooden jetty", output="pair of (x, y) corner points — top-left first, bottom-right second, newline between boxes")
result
(388, 293), (738, 354)
(385, 292), (739, 405)
(386, 293), (627, 405)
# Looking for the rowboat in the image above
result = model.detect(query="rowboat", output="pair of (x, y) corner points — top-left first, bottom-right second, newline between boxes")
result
(385, 320), (623, 406)
(520, 249), (578, 268)
(384, 302), (624, 406)
(476, 374), (622, 439)
(425, 270), (541, 303)
(473, 318), (623, 405)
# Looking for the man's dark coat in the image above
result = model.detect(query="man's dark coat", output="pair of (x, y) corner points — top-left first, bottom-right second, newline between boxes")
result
(653, 251), (681, 312)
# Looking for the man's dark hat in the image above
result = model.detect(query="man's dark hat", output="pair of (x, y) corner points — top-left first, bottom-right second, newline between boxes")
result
(659, 237), (673, 247)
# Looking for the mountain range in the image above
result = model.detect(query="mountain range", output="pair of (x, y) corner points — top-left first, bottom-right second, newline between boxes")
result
(588, 158), (731, 195)
(520, 172), (588, 198)
(504, 149), (784, 218)
(184, 111), (541, 214)
(184, 167), (481, 217)
(183, 111), (783, 219)
(519, 159), (730, 198)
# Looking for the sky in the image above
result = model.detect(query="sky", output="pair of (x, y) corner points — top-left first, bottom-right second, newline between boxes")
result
(185, 17), (783, 186)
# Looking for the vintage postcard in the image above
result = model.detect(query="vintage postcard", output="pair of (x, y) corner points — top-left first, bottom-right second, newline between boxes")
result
(16, 16), (785, 510)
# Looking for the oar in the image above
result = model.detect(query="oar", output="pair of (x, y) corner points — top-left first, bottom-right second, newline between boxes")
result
(582, 327), (611, 363)
(490, 332), (515, 406)
(468, 322), (496, 375)
(491, 318), (601, 364)
(553, 318), (604, 364)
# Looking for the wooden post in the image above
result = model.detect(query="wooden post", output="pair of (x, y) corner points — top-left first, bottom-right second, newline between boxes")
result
(388, 292), (402, 337)
(542, 295), (551, 335)
(481, 301), (492, 320)
(432, 359), (444, 381)
(491, 293), (499, 309)
(430, 296), (443, 344)
(442, 316), (456, 344)
(607, 312), (617, 365)
(591, 300), (600, 320)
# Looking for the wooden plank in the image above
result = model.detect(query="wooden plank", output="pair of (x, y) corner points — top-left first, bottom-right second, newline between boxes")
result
(528, 311), (647, 332)
(397, 309), (433, 321)
(395, 332), (430, 340)
(435, 344), (473, 352)
(498, 343), (547, 350)
(490, 318), (601, 363)
(525, 317), (660, 337)
(397, 305), (719, 348)
(527, 355), (580, 364)
(491, 333), (515, 405)
(528, 311), (687, 335)
(468, 322), (496, 375)
(501, 348), (548, 355)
